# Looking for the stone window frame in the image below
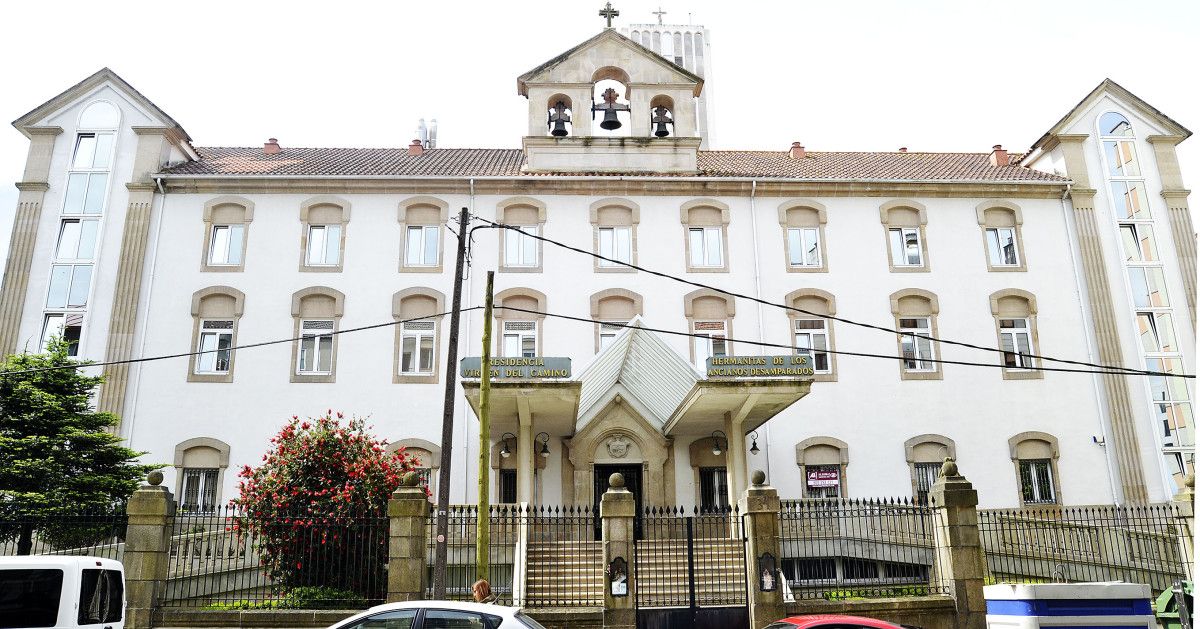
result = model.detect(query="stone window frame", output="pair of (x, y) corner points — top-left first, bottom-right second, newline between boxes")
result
(975, 200), (1027, 272)
(1007, 431), (1062, 507)
(387, 438), (442, 498)
(590, 198), (640, 273)
(880, 200), (930, 273)
(173, 437), (231, 512)
(794, 436), (850, 498)
(298, 196), (351, 273)
(398, 196), (449, 273)
(187, 286), (245, 383)
(494, 287), (547, 356)
(497, 197), (547, 274)
(778, 200), (829, 273)
(590, 288), (644, 352)
(784, 288), (838, 382)
(903, 434), (957, 500)
(200, 196), (254, 273)
(393, 287), (446, 384)
(889, 288), (942, 381)
(684, 288), (736, 367)
(290, 286), (345, 383)
(989, 289), (1043, 380)
(680, 199), (731, 274)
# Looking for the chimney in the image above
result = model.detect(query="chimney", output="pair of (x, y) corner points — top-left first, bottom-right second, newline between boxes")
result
(263, 138), (280, 155)
(789, 141), (806, 160)
(408, 139), (424, 156)
(989, 144), (1009, 167)
(898, 147), (908, 153)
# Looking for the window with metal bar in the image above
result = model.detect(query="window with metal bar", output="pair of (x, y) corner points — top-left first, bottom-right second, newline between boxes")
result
(913, 462), (941, 503)
(181, 468), (219, 512)
(699, 467), (729, 511)
(502, 321), (537, 357)
(1018, 459), (1056, 504)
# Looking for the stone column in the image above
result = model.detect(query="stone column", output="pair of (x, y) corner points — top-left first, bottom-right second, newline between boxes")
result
(123, 470), (174, 629)
(739, 470), (784, 629)
(601, 473), (636, 629)
(388, 472), (431, 602)
(929, 459), (986, 629)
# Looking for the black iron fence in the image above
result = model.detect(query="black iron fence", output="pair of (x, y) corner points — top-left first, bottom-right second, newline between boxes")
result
(165, 506), (388, 609)
(635, 506), (748, 609)
(978, 503), (1192, 592)
(425, 505), (519, 603)
(0, 508), (127, 559)
(778, 498), (949, 600)
(524, 505), (602, 607)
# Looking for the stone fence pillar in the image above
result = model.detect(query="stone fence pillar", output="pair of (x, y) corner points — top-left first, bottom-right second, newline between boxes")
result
(601, 473), (636, 629)
(123, 470), (174, 629)
(929, 459), (986, 629)
(1173, 473), (1195, 567)
(388, 472), (431, 602)
(740, 470), (784, 629)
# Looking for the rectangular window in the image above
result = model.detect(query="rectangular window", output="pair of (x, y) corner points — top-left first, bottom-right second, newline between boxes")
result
(208, 224), (245, 266)
(598, 321), (625, 350)
(298, 319), (335, 374)
(196, 320), (234, 374)
(499, 469), (518, 504)
(72, 132), (114, 170)
(1136, 312), (1177, 353)
(62, 172), (109, 215)
(55, 219), (99, 260)
(888, 227), (923, 267)
(41, 313), (83, 356)
(46, 264), (92, 308)
(699, 467), (729, 511)
(181, 468), (219, 512)
(1146, 358), (1189, 403)
(504, 226), (539, 267)
(502, 321), (537, 357)
(688, 227), (723, 267)
(0, 568), (64, 628)
(985, 227), (1020, 266)
(913, 462), (941, 503)
(999, 318), (1035, 370)
(1154, 403), (1194, 448)
(1127, 267), (1169, 308)
(400, 320), (436, 374)
(692, 320), (727, 370)
(76, 568), (123, 625)
(1110, 181), (1149, 220)
(787, 227), (821, 267)
(405, 225), (439, 267)
(793, 318), (831, 373)
(1118, 223), (1158, 262)
(306, 225), (342, 266)
(899, 318), (934, 372)
(805, 465), (841, 498)
(598, 226), (632, 266)
(1103, 139), (1141, 177)
(1018, 459), (1056, 504)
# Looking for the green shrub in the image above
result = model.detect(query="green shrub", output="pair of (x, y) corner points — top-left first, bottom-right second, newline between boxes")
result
(204, 586), (367, 610)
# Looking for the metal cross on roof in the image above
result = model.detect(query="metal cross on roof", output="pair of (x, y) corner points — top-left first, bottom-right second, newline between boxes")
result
(652, 6), (666, 24)
(599, 2), (619, 28)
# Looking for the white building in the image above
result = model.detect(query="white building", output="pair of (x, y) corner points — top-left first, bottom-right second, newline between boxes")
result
(1, 27), (1194, 513)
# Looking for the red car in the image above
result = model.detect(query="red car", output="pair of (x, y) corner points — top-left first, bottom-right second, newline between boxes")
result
(766, 615), (916, 629)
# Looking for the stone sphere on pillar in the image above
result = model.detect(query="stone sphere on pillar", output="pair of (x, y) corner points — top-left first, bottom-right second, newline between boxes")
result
(609, 472), (625, 489)
(147, 470), (164, 486)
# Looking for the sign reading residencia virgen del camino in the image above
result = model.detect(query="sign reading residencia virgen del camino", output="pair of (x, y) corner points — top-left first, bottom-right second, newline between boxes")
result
(460, 357), (572, 379)
(705, 355), (814, 378)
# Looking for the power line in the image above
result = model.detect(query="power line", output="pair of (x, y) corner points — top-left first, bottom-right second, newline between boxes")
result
(474, 217), (1189, 379)
(497, 305), (1194, 378)
(0, 307), (483, 378)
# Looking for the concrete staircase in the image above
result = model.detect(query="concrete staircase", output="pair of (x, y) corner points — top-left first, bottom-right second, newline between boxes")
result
(635, 538), (746, 608)
(524, 540), (604, 607)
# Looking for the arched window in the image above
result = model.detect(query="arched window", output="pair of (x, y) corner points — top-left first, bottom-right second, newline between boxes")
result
(497, 197), (546, 272)
(202, 196), (254, 271)
(779, 200), (828, 272)
(78, 101), (119, 129)
(880, 201), (929, 271)
(398, 196), (448, 272)
(291, 287), (345, 382)
(1008, 432), (1061, 505)
(989, 289), (1041, 378)
(685, 289), (735, 370)
(903, 434), (956, 501)
(681, 199), (730, 272)
(174, 437), (231, 513)
(889, 289), (940, 379)
(795, 437), (849, 498)
(976, 201), (1024, 271)
(784, 289), (836, 379)
(591, 67), (632, 137)
(590, 288), (643, 351)
(546, 94), (573, 137)
(299, 196), (351, 271)
(650, 95), (675, 138)
(590, 198), (639, 270)
(393, 288), (445, 383)
(188, 286), (245, 383)
(495, 288), (547, 357)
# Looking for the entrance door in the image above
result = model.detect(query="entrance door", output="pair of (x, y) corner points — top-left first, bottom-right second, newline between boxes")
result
(593, 463), (643, 539)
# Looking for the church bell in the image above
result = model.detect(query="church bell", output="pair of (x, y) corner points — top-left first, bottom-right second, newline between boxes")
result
(548, 101), (571, 137)
(592, 87), (630, 131)
(651, 105), (674, 138)
(599, 109), (622, 131)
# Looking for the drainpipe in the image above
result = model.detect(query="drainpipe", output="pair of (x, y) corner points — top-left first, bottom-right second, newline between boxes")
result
(748, 180), (772, 484)
(1060, 183), (1121, 506)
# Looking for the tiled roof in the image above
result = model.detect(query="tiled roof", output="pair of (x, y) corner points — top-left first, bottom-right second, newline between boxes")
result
(161, 146), (1068, 183)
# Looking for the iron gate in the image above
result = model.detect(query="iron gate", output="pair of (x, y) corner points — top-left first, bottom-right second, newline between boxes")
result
(634, 506), (749, 629)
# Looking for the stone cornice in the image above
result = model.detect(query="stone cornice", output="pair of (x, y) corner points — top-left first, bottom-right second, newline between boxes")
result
(1147, 134), (1187, 146)
(131, 125), (170, 136)
(23, 126), (63, 136)
(126, 182), (157, 192)
(1161, 189), (1192, 200)
(15, 181), (50, 192)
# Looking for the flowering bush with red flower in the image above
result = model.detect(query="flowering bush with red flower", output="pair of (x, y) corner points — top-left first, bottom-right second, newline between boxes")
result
(231, 412), (420, 599)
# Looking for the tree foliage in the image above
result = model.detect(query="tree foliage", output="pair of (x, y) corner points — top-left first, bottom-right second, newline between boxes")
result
(0, 338), (158, 553)
(231, 412), (419, 598)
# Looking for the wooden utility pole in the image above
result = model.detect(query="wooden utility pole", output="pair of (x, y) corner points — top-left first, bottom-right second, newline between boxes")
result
(476, 271), (494, 581)
(432, 207), (470, 598)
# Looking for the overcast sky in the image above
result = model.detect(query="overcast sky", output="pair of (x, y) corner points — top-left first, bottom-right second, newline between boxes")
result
(1, 0), (1196, 266)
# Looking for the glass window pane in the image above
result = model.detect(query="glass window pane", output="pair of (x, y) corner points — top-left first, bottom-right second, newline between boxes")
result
(503, 334), (519, 357)
(299, 336), (315, 372)
(419, 335), (434, 371)
(401, 336), (415, 372)
(904, 229), (922, 265)
(324, 225), (341, 264)
(504, 230), (519, 266)
(889, 229), (905, 264)
(308, 226), (326, 265)
(83, 174), (107, 214)
(405, 226), (422, 265)
(216, 334), (232, 371)
(78, 220), (98, 260)
(318, 336), (333, 372)
(63, 173), (88, 213)
(705, 228), (722, 266)
(424, 226), (439, 265)
(92, 133), (113, 169)
(803, 229), (820, 266)
(522, 229), (537, 265)
(1099, 112), (1133, 136)
(210, 226), (230, 264)
(57, 220), (82, 258)
(787, 228), (803, 266)
(711, 335), (727, 357)
(615, 227), (631, 263)
(67, 266), (91, 307)
(197, 333), (218, 372)
(599, 227), (613, 260)
(521, 335), (536, 357)
(73, 135), (97, 169)
(227, 225), (244, 265)
(1112, 181), (1149, 220)
(46, 265), (71, 307)
(689, 229), (705, 265)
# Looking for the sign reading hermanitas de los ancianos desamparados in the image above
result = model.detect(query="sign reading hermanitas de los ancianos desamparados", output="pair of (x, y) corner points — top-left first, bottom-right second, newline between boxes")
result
(705, 355), (814, 378)
(460, 357), (572, 379)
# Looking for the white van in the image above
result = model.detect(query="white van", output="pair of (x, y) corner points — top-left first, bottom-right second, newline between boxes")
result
(0, 556), (124, 629)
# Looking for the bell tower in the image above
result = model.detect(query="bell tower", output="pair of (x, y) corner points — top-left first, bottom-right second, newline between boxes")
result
(516, 27), (704, 173)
